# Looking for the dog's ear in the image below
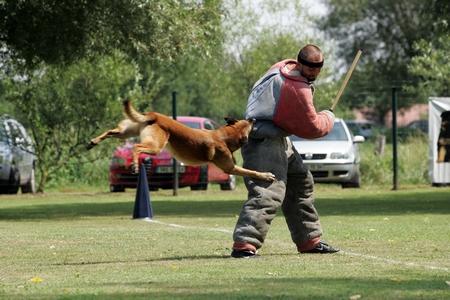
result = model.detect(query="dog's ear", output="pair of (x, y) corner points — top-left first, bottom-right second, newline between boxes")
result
(246, 118), (256, 124)
(224, 116), (238, 125)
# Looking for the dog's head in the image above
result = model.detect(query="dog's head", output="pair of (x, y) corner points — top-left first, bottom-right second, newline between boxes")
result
(223, 117), (255, 150)
(441, 111), (450, 136)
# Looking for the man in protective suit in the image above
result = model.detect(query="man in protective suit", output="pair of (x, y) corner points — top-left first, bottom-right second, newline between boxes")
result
(231, 44), (339, 258)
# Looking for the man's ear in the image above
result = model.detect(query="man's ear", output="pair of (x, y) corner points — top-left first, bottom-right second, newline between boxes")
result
(224, 116), (238, 125)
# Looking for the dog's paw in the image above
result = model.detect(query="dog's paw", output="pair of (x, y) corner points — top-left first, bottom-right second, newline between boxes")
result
(86, 141), (96, 150)
(130, 163), (139, 174)
(261, 172), (276, 182)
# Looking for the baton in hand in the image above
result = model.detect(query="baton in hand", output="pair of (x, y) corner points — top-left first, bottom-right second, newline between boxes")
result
(331, 49), (362, 111)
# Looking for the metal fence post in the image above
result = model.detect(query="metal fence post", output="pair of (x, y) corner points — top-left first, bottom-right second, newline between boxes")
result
(172, 91), (178, 196)
(392, 87), (398, 190)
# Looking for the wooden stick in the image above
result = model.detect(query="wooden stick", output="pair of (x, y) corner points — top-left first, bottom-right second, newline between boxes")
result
(331, 49), (362, 111)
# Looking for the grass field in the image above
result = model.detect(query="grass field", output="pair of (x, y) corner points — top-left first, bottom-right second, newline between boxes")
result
(0, 184), (449, 299)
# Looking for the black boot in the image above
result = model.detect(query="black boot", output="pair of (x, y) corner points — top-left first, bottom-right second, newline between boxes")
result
(300, 241), (339, 254)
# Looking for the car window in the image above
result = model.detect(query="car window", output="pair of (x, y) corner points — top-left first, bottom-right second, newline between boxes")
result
(211, 120), (220, 129)
(7, 122), (24, 146)
(181, 121), (201, 129)
(291, 122), (349, 141)
(359, 123), (372, 130)
(0, 122), (8, 142)
(17, 123), (33, 148)
(7, 121), (33, 149)
(204, 121), (215, 130)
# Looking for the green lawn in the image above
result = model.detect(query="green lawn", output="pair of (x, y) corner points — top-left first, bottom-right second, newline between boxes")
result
(0, 185), (449, 299)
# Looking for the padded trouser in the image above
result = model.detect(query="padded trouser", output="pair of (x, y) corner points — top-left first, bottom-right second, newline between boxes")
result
(232, 136), (322, 249)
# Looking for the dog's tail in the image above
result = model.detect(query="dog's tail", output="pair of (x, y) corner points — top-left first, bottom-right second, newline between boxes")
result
(123, 99), (155, 124)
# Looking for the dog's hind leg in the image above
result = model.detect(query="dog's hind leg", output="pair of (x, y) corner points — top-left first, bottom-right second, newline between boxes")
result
(87, 128), (122, 150)
(87, 119), (139, 150)
(131, 143), (163, 173)
(131, 125), (169, 173)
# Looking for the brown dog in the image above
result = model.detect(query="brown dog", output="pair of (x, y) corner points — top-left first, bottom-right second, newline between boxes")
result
(87, 99), (276, 182)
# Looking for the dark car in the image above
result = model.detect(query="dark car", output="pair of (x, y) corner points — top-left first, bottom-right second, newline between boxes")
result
(406, 119), (428, 134)
(0, 115), (36, 194)
(345, 120), (376, 139)
(395, 119), (428, 141)
(109, 116), (236, 192)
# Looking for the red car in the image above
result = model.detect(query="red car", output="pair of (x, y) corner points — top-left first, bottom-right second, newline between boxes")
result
(108, 116), (236, 192)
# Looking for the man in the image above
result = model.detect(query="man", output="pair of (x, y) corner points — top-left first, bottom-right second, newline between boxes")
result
(231, 44), (339, 258)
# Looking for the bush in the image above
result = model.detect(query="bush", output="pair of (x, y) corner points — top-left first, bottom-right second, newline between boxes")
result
(360, 135), (429, 186)
(47, 156), (110, 190)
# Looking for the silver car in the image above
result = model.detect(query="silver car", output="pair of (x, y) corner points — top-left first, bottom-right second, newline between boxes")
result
(290, 119), (364, 188)
(0, 115), (36, 194)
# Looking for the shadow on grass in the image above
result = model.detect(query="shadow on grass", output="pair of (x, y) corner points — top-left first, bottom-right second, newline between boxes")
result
(52, 254), (231, 266)
(6, 277), (448, 299)
(0, 190), (449, 220)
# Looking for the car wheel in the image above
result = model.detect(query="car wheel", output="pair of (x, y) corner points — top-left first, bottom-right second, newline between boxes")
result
(342, 167), (361, 188)
(220, 175), (236, 190)
(21, 166), (36, 194)
(6, 165), (20, 194)
(110, 185), (125, 192)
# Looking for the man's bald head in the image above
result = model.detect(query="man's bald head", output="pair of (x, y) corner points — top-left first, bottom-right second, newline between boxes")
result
(296, 44), (324, 81)
(297, 44), (324, 68)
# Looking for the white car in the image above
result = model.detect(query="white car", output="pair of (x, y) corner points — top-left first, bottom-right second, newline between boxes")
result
(290, 119), (364, 188)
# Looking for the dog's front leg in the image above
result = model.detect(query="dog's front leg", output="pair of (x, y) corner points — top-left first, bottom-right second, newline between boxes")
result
(228, 165), (276, 182)
(213, 154), (276, 182)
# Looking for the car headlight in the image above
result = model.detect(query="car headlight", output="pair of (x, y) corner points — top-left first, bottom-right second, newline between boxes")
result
(330, 152), (350, 159)
(170, 158), (184, 166)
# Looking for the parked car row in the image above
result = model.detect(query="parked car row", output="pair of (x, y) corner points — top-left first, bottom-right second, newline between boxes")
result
(346, 119), (429, 142)
(0, 115), (36, 194)
(0, 112), (429, 193)
(108, 116), (236, 192)
(110, 117), (365, 191)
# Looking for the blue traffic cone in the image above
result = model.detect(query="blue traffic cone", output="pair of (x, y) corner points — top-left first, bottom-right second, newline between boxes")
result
(133, 164), (153, 219)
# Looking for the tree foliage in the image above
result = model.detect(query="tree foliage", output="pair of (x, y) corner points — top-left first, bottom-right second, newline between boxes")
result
(320, 0), (449, 120)
(221, 1), (338, 118)
(3, 52), (141, 191)
(407, 35), (450, 98)
(0, 0), (223, 67)
(0, 0), (225, 191)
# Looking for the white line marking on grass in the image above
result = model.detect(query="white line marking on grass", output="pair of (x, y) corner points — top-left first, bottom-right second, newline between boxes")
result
(340, 250), (449, 272)
(142, 219), (449, 272)
(144, 219), (233, 234)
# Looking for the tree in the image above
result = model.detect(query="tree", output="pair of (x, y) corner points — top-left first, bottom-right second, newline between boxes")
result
(320, 0), (449, 121)
(221, 1), (340, 117)
(407, 35), (450, 99)
(0, 0), (223, 67)
(3, 52), (141, 191)
(0, 1), (226, 191)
